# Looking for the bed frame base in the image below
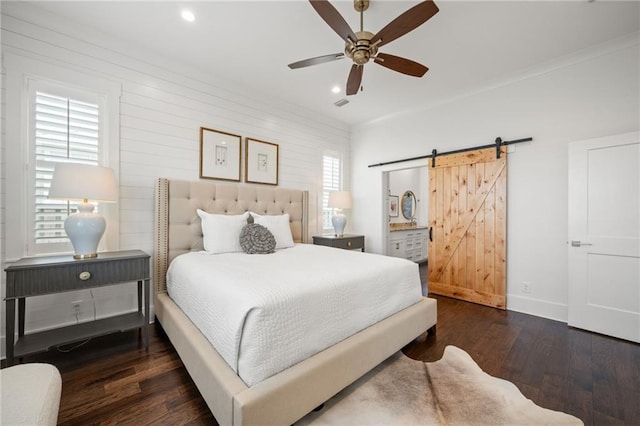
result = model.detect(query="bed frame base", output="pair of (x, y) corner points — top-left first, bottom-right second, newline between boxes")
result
(153, 178), (438, 425)
(156, 294), (436, 426)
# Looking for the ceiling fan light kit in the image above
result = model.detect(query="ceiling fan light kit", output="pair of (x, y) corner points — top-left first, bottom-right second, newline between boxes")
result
(288, 0), (439, 96)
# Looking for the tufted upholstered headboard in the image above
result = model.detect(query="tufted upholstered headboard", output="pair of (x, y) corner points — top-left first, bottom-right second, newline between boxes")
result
(154, 178), (309, 294)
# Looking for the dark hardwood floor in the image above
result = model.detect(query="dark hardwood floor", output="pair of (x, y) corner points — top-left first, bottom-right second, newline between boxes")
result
(405, 295), (640, 425)
(9, 268), (640, 425)
(17, 325), (216, 425)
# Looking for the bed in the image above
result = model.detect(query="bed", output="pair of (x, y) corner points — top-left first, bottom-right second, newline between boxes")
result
(153, 178), (437, 426)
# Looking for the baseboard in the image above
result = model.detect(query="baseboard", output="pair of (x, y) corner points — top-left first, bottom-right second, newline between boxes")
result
(507, 294), (568, 323)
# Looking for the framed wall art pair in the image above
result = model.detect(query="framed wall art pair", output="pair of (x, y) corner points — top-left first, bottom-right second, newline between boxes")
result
(199, 127), (279, 185)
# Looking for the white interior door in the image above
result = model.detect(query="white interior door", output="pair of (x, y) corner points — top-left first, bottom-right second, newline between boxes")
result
(568, 132), (640, 343)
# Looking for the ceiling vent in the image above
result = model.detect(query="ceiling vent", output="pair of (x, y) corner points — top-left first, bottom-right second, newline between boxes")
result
(334, 98), (349, 107)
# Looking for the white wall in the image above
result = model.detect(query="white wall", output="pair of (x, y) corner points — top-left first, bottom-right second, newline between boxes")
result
(351, 34), (639, 322)
(0, 4), (350, 357)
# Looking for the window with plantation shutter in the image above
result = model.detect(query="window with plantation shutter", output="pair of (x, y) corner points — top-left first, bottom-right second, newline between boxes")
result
(322, 153), (342, 230)
(4, 55), (120, 260)
(30, 90), (102, 255)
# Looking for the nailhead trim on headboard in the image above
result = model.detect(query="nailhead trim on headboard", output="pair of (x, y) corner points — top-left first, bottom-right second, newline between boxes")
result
(154, 178), (170, 295)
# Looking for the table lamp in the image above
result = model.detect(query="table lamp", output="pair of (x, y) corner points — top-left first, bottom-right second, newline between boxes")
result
(48, 163), (117, 259)
(328, 191), (352, 237)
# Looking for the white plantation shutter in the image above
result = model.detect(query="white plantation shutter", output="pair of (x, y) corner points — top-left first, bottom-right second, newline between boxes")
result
(4, 57), (120, 260)
(322, 153), (342, 230)
(32, 91), (100, 253)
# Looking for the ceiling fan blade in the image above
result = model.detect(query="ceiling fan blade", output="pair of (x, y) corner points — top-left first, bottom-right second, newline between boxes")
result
(288, 53), (345, 69)
(346, 64), (363, 96)
(370, 0), (439, 48)
(309, 0), (357, 43)
(374, 53), (428, 77)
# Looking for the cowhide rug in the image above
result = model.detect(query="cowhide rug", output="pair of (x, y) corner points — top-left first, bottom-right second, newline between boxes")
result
(297, 346), (582, 425)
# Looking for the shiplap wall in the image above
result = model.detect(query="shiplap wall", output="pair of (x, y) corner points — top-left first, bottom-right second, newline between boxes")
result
(0, 3), (350, 357)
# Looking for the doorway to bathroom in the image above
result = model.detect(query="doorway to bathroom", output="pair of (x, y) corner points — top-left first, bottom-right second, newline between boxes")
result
(384, 166), (429, 264)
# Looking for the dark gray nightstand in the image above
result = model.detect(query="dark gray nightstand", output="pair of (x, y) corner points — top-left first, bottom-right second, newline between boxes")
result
(4, 250), (150, 366)
(312, 234), (365, 252)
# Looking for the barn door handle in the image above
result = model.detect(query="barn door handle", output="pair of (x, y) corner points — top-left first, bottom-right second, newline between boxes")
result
(571, 240), (592, 247)
(429, 227), (433, 242)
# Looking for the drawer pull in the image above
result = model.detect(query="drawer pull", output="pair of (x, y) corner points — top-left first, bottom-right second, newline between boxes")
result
(79, 271), (92, 281)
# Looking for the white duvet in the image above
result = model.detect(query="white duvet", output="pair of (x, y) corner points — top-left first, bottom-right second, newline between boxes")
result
(167, 244), (423, 386)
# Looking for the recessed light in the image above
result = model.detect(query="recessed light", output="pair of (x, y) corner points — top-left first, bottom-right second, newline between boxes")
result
(331, 85), (341, 94)
(181, 10), (195, 22)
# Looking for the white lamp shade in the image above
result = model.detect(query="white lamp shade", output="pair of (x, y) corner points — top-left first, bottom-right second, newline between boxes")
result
(328, 191), (352, 209)
(48, 163), (117, 203)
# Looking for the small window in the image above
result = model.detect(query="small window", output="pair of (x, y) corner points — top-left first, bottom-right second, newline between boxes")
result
(322, 153), (342, 230)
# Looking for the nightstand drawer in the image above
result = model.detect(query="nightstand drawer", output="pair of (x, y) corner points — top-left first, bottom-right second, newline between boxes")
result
(5, 251), (150, 298)
(312, 234), (365, 252)
(331, 236), (364, 250)
(8, 257), (149, 297)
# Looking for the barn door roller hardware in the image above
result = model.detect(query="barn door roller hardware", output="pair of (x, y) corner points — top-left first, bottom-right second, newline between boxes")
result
(495, 137), (503, 159)
(368, 136), (533, 168)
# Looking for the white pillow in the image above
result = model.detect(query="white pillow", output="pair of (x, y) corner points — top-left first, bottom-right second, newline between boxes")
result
(197, 209), (249, 254)
(250, 212), (295, 249)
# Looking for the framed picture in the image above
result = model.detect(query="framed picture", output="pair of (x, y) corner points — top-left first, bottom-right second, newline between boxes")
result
(245, 138), (279, 185)
(200, 127), (241, 182)
(388, 195), (399, 217)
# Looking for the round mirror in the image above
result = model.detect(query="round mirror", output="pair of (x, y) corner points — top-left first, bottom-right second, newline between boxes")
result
(401, 190), (417, 221)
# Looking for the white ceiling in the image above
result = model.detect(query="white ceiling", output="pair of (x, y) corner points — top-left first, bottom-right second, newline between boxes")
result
(27, 1), (640, 125)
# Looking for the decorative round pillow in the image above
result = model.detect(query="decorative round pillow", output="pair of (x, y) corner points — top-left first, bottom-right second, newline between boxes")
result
(239, 217), (276, 254)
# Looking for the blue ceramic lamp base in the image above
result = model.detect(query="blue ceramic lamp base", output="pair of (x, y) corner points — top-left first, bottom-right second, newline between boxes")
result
(331, 213), (347, 237)
(65, 202), (105, 259)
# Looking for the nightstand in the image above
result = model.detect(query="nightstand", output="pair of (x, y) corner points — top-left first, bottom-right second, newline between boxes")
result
(312, 234), (365, 252)
(4, 250), (150, 366)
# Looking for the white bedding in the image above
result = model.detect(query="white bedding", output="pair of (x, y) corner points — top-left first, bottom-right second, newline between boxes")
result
(166, 243), (423, 386)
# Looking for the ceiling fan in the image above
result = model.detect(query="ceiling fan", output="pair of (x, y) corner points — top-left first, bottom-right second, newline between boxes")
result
(288, 0), (439, 96)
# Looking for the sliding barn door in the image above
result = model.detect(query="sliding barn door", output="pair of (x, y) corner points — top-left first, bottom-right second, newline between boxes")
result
(428, 147), (507, 309)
